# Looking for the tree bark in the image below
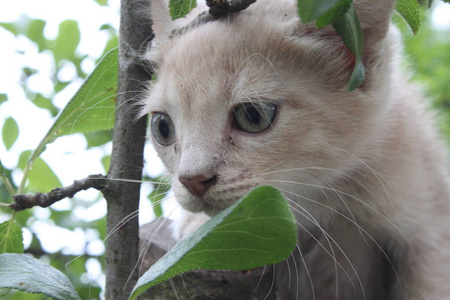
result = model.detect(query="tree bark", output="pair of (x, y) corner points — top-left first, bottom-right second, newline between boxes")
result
(102, 0), (153, 299)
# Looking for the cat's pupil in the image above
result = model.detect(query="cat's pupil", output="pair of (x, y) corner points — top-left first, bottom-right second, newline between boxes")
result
(151, 113), (175, 146)
(233, 102), (277, 133)
(159, 119), (170, 138)
(246, 106), (261, 125)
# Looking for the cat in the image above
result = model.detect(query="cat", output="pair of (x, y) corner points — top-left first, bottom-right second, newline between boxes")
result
(139, 0), (450, 299)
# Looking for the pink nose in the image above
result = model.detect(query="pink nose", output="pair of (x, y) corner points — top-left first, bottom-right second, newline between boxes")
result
(179, 175), (217, 197)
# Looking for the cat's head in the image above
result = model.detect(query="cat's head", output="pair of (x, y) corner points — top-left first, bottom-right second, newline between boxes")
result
(141, 0), (397, 216)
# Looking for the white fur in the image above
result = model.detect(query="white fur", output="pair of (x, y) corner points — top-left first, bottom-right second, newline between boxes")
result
(142, 0), (450, 299)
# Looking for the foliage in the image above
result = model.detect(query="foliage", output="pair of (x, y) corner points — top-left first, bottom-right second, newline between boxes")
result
(0, 0), (449, 299)
(0, 186), (296, 300)
(130, 186), (297, 299)
(0, 221), (23, 254)
(0, 253), (81, 300)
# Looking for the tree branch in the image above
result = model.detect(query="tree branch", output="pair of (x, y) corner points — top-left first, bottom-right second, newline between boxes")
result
(207, 0), (257, 18)
(10, 174), (107, 211)
(100, 0), (153, 299)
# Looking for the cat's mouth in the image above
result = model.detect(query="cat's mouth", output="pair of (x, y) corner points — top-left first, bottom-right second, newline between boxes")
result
(175, 186), (246, 216)
(185, 194), (236, 216)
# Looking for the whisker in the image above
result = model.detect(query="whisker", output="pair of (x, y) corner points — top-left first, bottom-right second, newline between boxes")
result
(295, 243), (315, 300)
(282, 193), (364, 299)
(102, 177), (171, 185)
(262, 264), (276, 300)
(104, 209), (140, 243)
(280, 187), (402, 297)
(268, 178), (410, 248)
(255, 264), (267, 291)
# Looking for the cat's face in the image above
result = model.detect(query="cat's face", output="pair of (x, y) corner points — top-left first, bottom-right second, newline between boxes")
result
(142, 0), (394, 216)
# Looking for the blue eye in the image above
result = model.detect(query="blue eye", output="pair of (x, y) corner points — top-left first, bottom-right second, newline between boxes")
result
(151, 113), (176, 145)
(233, 102), (277, 133)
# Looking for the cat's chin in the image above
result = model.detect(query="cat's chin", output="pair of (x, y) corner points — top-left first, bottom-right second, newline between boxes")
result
(178, 195), (235, 217)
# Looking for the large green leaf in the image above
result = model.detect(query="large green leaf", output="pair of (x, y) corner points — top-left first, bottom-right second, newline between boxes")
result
(316, 0), (352, 28)
(0, 221), (23, 254)
(129, 186), (297, 299)
(333, 6), (366, 91)
(395, 0), (421, 35)
(297, 0), (340, 24)
(2, 117), (19, 151)
(0, 253), (81, 300)
(27, 48), (118, 165)
(169, 0), (197, 19)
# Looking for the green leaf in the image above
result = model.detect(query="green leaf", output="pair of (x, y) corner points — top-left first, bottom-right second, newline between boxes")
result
(347, 58), (366, 92)
(147, 176), (171, 218)
(0, 288), (10, 298)
(129, 186), (297, 299)
(0, 158), (15, 198)
(0, 253), (81, 300)
(297, 0), (340, 24)
(101, 155), (111, 173)
(25, 19), (47, 52)
(27, 48), (118, 165)
(169, 0), (197, 19)
(2, 117), (19, 151)
(395, 0), (421, 35)
(84, 130), (112, 148)
(0, 221), (23, 254)
(32, 94), (59, 117)
(316, 0), (352, 28)
(19, 150), (62, 193)
(53, 20), (80, 62)
(418, 0), (433, 7)
(95, 0), (108, 5)
(0, 22), (19, 36)
(332, 6), (366, 91)
(0, 94), (7, 105)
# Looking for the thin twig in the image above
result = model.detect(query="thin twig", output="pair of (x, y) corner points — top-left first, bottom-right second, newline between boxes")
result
(10, 174), (108, 211)
(206, 0), (257, 18)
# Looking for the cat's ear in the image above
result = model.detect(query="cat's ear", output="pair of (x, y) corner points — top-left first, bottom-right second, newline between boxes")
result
(352, 0), (396, 88)
(146, 0), (207, 66)
(146, 0), (175, 65)
(353, 0), (395, 41)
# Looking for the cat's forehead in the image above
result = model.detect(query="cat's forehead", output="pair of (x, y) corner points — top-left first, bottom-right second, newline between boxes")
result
(154, 24), (295, 109)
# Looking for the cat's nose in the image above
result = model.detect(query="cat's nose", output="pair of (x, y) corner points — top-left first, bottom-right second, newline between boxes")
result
(179, 174), (217, 197)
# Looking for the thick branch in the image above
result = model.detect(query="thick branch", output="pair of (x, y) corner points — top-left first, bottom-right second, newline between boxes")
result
(101, 0), (152, 299)
(11, 174), (107, 211)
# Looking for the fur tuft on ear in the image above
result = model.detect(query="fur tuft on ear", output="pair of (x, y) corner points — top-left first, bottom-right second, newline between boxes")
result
(145, 0), (175, 64)
(353, 0), (395, 40)
(146, 0), (208, 66)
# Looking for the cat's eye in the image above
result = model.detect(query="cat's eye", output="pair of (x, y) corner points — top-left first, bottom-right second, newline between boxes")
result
(151, 113), (176, 146)
(233, 102), (277, 133)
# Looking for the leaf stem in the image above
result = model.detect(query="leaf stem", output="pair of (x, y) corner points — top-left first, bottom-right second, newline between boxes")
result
(0, 173), (15, 198)
(17, 161), (31, 195)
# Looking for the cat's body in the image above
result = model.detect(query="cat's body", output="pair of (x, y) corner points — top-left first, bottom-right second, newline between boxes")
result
(141, 0), (450, 299)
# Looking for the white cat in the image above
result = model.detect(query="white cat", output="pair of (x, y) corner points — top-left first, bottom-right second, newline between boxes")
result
(140, 0), (450, 299)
